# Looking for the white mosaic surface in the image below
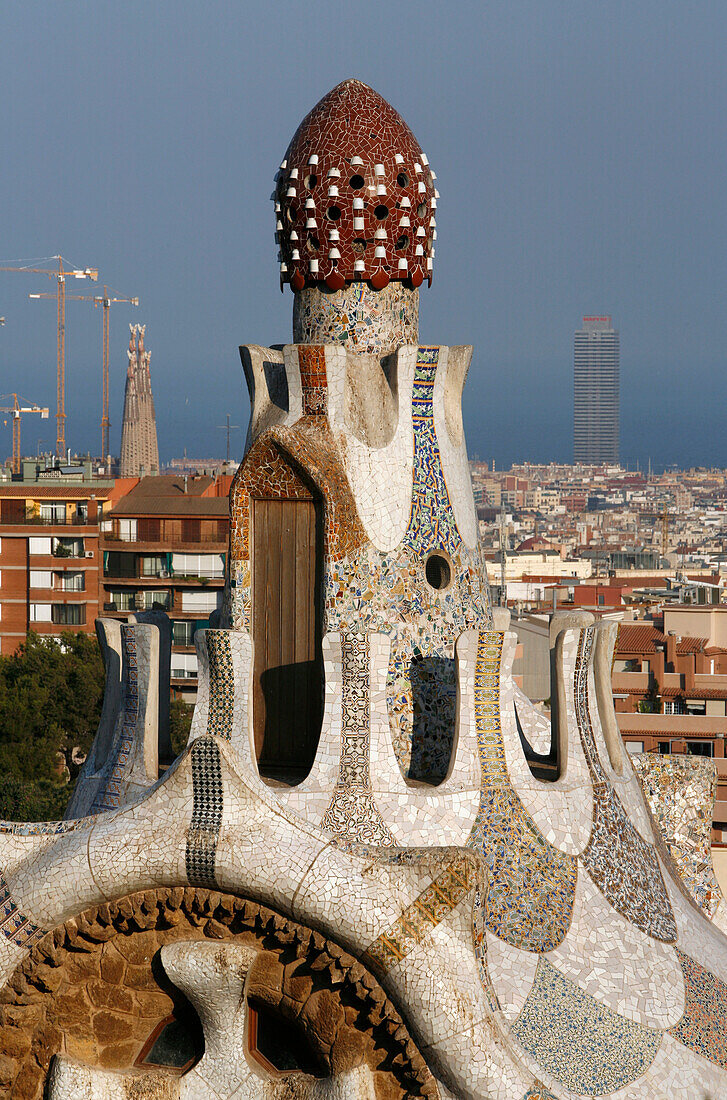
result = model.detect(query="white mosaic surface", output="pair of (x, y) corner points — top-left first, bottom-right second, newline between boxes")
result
(4, 327), (727, 1099)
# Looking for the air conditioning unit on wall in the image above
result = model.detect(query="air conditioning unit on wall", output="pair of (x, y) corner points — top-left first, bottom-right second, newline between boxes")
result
(85, 551), (94, 558)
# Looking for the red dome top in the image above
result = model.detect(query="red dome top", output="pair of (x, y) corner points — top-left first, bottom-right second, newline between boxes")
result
(274, 80), (437, 292)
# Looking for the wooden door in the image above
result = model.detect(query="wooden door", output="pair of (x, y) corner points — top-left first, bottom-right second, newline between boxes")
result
(252, 497), (322, 781)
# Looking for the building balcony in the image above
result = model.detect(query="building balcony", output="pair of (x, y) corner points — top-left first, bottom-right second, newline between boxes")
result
(101, 534), (227, 550)
(101, 573), (224, 585)
(612, 671), (650, 693)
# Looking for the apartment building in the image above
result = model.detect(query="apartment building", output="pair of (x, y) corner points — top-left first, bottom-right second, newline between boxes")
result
(609, 609), (727, 838)
(100, 474), (230, 701)
(0, 466), (135, 654)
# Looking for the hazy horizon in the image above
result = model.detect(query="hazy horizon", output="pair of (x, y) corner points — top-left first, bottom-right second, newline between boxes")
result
(1, 1), (726, 470)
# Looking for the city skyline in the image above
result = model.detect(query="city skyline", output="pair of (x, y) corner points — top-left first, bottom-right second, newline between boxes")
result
(1, 2), (726, 470)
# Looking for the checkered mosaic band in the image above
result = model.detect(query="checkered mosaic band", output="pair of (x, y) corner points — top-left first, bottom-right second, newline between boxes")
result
(185, 738), (223, 889)
(91, 624), (140, 813)
(206, 631), (235, 741)
(0, 868), (46, 950)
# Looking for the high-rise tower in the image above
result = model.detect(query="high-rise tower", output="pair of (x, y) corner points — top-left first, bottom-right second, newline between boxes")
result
(573, 315), (619, 464)
(119, 323), (160, 477)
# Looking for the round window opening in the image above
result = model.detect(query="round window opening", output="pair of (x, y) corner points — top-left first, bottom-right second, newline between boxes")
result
(349, 173), (365, 189)
(425, 552), (452, 591)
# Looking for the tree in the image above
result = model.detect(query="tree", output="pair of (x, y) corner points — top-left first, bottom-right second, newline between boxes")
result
(170, 697), (193, 757)
(0, 632), (105, 820)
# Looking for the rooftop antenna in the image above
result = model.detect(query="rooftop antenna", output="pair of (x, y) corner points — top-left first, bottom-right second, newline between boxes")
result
(499, 501), (508, 607)
(216, 413), (241, 462)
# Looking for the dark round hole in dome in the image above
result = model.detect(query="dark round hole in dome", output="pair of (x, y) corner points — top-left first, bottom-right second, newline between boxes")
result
(396, 235), (409, 251)
(374, 204), (389, 220)
(417, 202), (427, 218)
(397, 172), (409, 188)
(306, 233), (320, 252)
(285, 207), (297, 225)
(425, 553), (451, 591)
(352, 238), (367, 254)
(326, 205), (341, 221)
(304, 173), (317, 191)
(349, 174), (365, 189)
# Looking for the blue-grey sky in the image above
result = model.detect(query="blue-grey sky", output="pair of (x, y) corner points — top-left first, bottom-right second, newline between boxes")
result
(1, 1), (725, 469)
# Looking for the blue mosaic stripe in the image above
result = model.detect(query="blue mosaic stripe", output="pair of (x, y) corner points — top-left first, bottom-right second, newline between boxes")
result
(512, 958), (661, 1094)
(0, 868), (46, 949)
(403, 346), (462, 558)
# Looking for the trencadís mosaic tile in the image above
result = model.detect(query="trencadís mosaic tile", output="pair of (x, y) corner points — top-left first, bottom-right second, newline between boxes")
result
(512, 957), (661, 1095)
(468, 631), (577, 952)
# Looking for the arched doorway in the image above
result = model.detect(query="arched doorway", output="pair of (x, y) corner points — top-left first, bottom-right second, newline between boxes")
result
(251, 488), (323, 782)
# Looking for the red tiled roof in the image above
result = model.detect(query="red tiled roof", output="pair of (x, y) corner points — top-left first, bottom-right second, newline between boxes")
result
(661, 686), (727, 700)
(0, 485), (114, 499)
(676, 637), (706, 655)
(616, 624), (666, 654)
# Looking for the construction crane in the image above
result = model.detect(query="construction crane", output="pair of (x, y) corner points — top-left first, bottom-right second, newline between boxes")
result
(27, 283), (139, 462)
(0, 257), (97, 458)
(96, 287), (139, 460)
(0, 394), (49, 475)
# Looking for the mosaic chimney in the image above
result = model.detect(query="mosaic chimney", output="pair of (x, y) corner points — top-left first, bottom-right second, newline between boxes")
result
(275, 79), (437, 358)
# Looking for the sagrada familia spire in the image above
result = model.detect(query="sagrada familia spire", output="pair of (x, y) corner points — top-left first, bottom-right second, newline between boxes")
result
(119, 323), (159, 477)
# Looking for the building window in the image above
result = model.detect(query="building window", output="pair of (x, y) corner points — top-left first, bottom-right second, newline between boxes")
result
(171, 653), (198, 679)
(172, 620), (199, 646)
(625, 741), (644, 755)
(172, 553), (225, 579)
(180, 590), (222, 613)
(28, 536), (52, 555)
(117, 519), (137, 542)
(52, 537), (83, 558)
(181, 519), (201, 543)
(56, 571), (85, 592)
(663, 700), (686, 715)
(658, 741), (671, 754)
(29, 570), (53, 589)
(143, 590), (171, 610)
(137, 518), (161, 542)
(105, 590), (136, 612)
(51, 604), (85, 626)
(140, 555), (168, 578)
(30, 603), (52, 622)
(104, 551), (136, 578)
(686, 741), (713, 758)
(40, 503), (66, 524)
